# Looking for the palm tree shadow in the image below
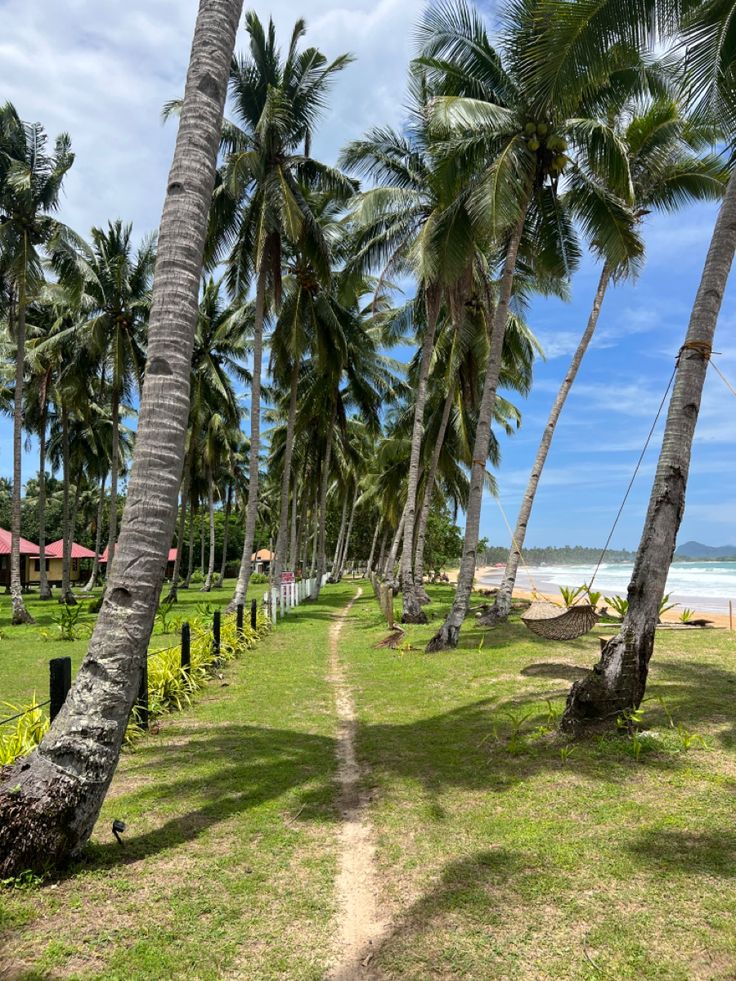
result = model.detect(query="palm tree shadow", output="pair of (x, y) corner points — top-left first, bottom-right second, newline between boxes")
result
(627, 828), (736, 877)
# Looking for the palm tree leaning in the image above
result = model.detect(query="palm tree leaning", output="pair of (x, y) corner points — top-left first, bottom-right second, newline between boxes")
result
(208, 12), (353, 612)
(482, 95), (726, 624)
(0, 104), (75, 624)
(562, 0), (736, 728)
(0, 0), (244, 877)
(421, 0), (649, 651)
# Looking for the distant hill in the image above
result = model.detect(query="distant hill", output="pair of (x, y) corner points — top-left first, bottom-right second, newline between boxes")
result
(676, 540), (736, 559)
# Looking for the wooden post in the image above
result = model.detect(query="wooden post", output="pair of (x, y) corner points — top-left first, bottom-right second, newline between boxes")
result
(236, 603), (244, 639)
(213, 610), (221, 663)
(251, 597), (258, 630)
(49, 656), (72, 722)
(136, 658), (149, 730)
(181, 622), (191, 674)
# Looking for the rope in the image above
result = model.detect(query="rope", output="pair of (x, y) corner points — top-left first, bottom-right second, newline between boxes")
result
(709, 358), (736, 399)
(0, 700), (51, 728)
(588, 360), (678, 591)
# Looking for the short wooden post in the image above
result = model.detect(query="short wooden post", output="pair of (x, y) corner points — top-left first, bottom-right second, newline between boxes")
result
(236, 603), (244, 639)
(49, 656), (72, 722)
(251, 597), (258, 630)
(213, 610), (221, 662)
(137, 658), (149, 730)
(181, 622), (191, 674)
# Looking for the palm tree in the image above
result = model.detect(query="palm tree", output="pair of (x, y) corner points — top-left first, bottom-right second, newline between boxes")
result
(562, 0), (736, 728)
(483, 95), (726, 624)
(0, 103), (74, 623)
(420, 0), (648, 651)
(209, 12), (353, 612)
(0, 0), (244, 877)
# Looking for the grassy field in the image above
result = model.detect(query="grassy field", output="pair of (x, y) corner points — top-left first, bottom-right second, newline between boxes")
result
(0, 579), (265, 710)
(2, 581), (736, 979)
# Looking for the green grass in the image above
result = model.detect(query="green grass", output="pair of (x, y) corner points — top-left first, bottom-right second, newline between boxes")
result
(0, 579), (263, 710)
(3, 581), (736, 978)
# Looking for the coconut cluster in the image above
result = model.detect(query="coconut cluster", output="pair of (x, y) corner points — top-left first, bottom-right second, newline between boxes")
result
(523, 121), (568, 177)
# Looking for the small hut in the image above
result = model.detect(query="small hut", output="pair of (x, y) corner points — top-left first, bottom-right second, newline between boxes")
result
(27, 539), (97, 587)
(0, 528), (39, 589)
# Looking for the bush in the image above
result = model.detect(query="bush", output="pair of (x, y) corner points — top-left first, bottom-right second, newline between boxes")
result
(0, 699), (49, 767)
(250, 572), (269, 584)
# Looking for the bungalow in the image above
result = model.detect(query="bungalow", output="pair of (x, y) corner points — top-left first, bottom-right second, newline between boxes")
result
(100, 545), (178, 579)
(26, 539), (97, 587)
(0, 528), (39, 589)
(252, 548), (272, 574)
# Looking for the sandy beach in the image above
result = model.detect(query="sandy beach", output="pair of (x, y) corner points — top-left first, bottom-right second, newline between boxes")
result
(445, 565), (736, 629)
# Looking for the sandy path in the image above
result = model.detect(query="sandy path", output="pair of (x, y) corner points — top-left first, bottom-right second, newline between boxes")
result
(327, 588), (387, 980)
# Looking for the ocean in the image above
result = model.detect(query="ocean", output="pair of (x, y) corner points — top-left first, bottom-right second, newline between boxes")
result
(480, 561), (736, 613)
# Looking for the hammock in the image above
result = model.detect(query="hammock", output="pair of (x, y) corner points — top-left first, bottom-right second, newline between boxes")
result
(521, 601), (599, 641)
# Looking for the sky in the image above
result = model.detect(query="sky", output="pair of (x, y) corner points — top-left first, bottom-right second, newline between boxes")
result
(1, 0), (734, 551)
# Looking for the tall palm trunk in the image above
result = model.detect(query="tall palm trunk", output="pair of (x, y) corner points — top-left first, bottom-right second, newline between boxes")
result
(331, 494), (348, 580)
(166, 451), (191, 601)
(106, 385), (121, 574)
(288, 471), (299, 572)
(0, 0), (242, 877)
(563, 174), (736, 730)
(308, 485), (320, 575)
(414, 378), (456, 596)
(199, 511), (206, 574)
(60, 405), (77, 605)
(482, 264), (612, 624)
(336, 484), (359, 580)
(218, 481), (233, 585)
(10, 287), (33, 624)
(83, 472), (106, 592)
(183, 496), (196, 588)
(365, 520), (380, 577)
(37, 388), (52, 600)
(427, 200), (530, 652)
(384, 504), (407, 582)
(311, 409), (335, 600)
(201, 468), (216, 591)
(229, 260), (266, 610)
(401, 289), (440, 623)
(273, 360), (299, 583)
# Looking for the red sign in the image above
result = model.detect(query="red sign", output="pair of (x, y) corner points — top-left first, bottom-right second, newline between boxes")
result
(280, 572), (295, 584)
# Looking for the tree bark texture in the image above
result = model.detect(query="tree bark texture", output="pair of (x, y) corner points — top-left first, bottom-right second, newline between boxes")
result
(0, 0), (243, 877)
(563, 173), (736, 730)
(482, 264), (612, 625)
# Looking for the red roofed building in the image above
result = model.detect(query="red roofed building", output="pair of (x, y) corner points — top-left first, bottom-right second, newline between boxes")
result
(0, 528), (39, 588)
(26, 539), (98, 587)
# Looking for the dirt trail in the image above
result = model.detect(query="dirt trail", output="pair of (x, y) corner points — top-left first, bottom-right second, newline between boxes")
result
(327, 588), (387, 980)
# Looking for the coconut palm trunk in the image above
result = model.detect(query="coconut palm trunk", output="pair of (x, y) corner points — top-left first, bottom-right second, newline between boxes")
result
(201, 469), (216, 591)
(331, 494), (348, 580)
(400, 290), (440, 623)
(481, 264), (612, 624)
(60, 407), (77, 605)
(562, 174), (736, 730)
(365, 521), (380, 576)
(183, 497), (196, 588)
(384, 504), (407, 582)
(228, 261), (266, 611)
(311, 411), (335, 600)
(0, 0), (242, 877)
(336, 483), (359, 579)
(288, 472), (299, 571)
(106, 386), (121, 574)
(37, 389), (52, 600)
(166, 454), (191, 600)
(10, 292), (33, 624)
(273, 361), (299, 583)
(427, 202), (530, 652)
(414, 378), (457, 597)
(218, 481), (232, 585)
(83, 472), (106, 592)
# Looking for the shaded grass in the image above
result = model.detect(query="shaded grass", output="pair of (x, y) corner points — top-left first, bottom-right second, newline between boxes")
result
(0, 582), (351, 981)
(343, 585), (736, 979)
(3, 580), (736, 978)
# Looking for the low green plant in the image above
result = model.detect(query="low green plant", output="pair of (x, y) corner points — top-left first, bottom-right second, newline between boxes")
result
(559, 744), (576, 764)
(1, 868), (43, 890)
(0, 700), (49, 767)
(680, 607), (695, 623)
(250, 572), (269, 584)
(583, 585), (602, 609)
(676, 724), (710, 752)
(156, 598), (176, 634)
(659, 593), (677, 619)
(559, 584), (586, 608)
(605, 595), (629, 619)
(43, 603), (92, 642)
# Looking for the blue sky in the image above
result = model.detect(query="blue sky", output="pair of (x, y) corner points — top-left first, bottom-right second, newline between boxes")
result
(1, 0), (734, 550)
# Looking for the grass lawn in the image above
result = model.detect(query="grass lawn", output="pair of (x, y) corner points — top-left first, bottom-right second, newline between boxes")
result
(2, 580), (736, 979)
(0, 578), (265, 710)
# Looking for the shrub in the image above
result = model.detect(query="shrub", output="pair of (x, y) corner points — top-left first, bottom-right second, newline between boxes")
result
(250, 572), (269, 584)
(0, 700), (49, 767)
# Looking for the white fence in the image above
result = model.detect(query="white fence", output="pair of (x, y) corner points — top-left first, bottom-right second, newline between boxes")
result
(266, 573), (330, 624)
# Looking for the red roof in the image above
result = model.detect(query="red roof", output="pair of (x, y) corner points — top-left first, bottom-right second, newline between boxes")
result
(0, 528), (39, 556)
(45, 539), (97, 560)
(252, 549), (273, 561)
(100, 546), (177, 564)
